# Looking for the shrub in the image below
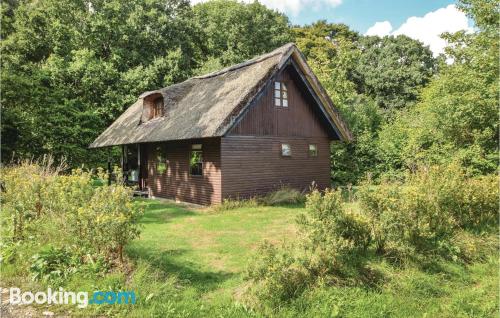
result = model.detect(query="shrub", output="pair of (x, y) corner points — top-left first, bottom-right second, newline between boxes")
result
(0, 160), (144, 281)
(262, 186), (305, 206)
(300, 189), (371, 256)
(357, 164), (498, 260)
(246, 241), (312, 304)
(212, 197), (259, 212)
(30, 246), (80, 282)
(455, 174), (498, 229)
(449, 231), (498, 264)
(246, 188), (371, 305)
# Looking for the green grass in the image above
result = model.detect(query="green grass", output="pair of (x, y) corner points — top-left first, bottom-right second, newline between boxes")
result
(126, 200), (300, 291)
(2, 199), (498, 317)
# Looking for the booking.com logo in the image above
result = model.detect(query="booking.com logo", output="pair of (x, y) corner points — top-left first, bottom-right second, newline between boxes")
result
(1, 287), (136, 308)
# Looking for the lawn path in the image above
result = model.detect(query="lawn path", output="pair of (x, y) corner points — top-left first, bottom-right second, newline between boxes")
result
(126, 200), (302, 293)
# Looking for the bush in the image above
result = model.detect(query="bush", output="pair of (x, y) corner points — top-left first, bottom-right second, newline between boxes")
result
(246, 242), (312, 304)
(0, 160), (144, 281)
(212, 197), (259, 212)
(263, 186), (305, 206)
(357, 164), (498, 260)
(300, 189), (371, 255)
(30, 246), (80, 282)
(246, 188), (371, 305)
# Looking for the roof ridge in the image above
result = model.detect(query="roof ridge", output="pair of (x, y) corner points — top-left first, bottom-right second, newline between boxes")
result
(194, 43), (296, 79)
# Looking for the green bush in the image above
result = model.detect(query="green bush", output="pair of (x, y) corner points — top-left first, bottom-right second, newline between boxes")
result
(30, 246), (80, 282)
(246, 241), (312, 304)
(0, 160), (144, 281)
(246, 188), (371, 305)
(300, 189), (371, 255)
(357, 164), (498, 260)
(263, 186), (305, 206)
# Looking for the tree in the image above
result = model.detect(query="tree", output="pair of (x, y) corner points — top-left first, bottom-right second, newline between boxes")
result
(1, 0), (201, 166)
(352, 35), (437, 114)
(193, 0), (292, 73)
(377, 0), (499, 175)
(293, 21), (360, 108)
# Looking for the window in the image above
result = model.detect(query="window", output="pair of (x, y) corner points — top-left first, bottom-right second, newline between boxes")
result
(274, 81), (288, 107)
(155, 145), (167, 174)
(152, 97), (164, 119)
(189, 144), (203, 176)
(281, 143), (291, 156)
(308, 144), (318, 157)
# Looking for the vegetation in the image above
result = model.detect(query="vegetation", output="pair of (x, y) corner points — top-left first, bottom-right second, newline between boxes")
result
(1, 0), (498, 316)
(2, 197), (496, 317)
(1, 160), (144, 282)
(245, 166), (497, 314)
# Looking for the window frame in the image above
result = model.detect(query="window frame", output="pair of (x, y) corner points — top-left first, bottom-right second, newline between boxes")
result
(274, 81), (288, 108)
(189, 144), (203, 176)
(308, 144), (318, 157)
(152, 97), (164, 119)
(281, 143), (292, 157)
(155, 145), (168, 174)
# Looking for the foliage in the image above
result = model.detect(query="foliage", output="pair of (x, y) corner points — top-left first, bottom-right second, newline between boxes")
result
(357, 164), (498, 260)
(246, 241), (312, 304)
(1, 0), (200, 167)
(293, 21), (360, 108)
(247, 189), (371, 304)
(193, 0), (292, 71)
(377, 0), (498, 176)
(30, 246), (80, 282)
(0, 160), (144, 280)
(300, 189), (371, 255)
(263, 186), (306, 206)
(352, 35), (437, 114)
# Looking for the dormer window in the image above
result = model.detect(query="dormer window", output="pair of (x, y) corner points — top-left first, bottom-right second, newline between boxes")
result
(274, 81), (288, 107)
(152, 97), (164, 119)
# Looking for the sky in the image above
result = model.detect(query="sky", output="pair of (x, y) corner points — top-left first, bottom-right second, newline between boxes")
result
(191, 0), (474, 56)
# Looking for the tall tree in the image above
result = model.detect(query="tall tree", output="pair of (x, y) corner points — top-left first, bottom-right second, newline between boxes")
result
(193, 0), (292, 73)
(352, 35), (437, 114)
(377, 0), (499, 175)
(1, 0), (200, 166)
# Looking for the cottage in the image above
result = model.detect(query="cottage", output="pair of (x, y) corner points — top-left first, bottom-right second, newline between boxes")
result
(90, 43), (353, 205)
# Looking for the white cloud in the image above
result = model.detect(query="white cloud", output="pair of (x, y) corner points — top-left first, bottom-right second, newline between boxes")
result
(191, 0), (342, 16)
(365, 5), (472, 56)
(365, 21), (393, 37)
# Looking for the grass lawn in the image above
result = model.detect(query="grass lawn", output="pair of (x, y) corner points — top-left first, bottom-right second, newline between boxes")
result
(120, 199), (497, 318)
(126, 199), (301, 297)
(3, 198), (497, 317)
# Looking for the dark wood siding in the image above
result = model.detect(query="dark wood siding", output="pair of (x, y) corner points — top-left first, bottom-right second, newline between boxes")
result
(145, 138), (221, 205)
(229, 65), (331, 138)
(221, 136), (331, 199)
(221, 65), (333, 200)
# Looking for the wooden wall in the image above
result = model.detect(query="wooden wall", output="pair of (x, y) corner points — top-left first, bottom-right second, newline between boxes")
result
(221, 136), (331, 199)
(145, 138), (221, 205)
(230, 64), (334, 139)
(221, 65), (334, 199)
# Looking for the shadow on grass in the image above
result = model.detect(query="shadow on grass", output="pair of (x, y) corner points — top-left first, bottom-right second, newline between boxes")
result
(129, 199), (235, 292)
(127, 246), (235, 292)
(139, 201), (197, 224)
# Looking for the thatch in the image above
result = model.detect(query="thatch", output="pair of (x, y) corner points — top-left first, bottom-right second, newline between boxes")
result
(90, 43), (352, 148)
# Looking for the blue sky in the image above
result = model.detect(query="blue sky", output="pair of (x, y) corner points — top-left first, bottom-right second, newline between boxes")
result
(191, 0), (473, 56)
(288, 0), (457, 33)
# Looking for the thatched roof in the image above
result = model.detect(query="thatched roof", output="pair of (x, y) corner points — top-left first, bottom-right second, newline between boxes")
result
(90, 43), (352, 148)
